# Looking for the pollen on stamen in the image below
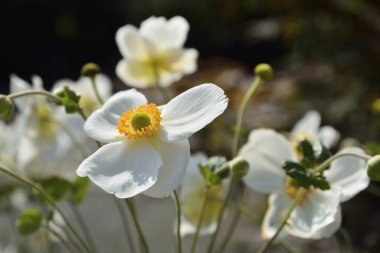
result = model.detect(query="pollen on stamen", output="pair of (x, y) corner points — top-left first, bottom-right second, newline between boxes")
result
(116, 103), (162, 139)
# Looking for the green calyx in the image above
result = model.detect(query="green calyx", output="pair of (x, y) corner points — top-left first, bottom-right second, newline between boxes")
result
(0, 95), (14, 120)
(131, 112), (151, 131)
(229, 157), (249, 178)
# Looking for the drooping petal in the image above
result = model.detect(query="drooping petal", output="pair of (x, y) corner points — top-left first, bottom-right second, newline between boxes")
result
(116, 25), (156, 61)
(159, 83), (228, 141)
(84, 89), (147, 142)
(239, 129), (296, 194)
(116, 59), (155, 88)
(143, 138), (190, 198)
(77, 140), (162, 198)
(319, 126), (340, 148)
(291, 110), (321, 139)
(288, 190), (341, 239)
(140, 16), (189, 50)
(325, 147), (369, 202)
(263, 190), (341, 240)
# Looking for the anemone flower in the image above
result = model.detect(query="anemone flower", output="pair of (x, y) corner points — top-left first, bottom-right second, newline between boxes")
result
(77, 83), (228, 198)
(116, 16), (198, 88)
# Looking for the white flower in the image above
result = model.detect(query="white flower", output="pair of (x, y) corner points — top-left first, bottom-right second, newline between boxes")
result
(77, 83), (228, 198)
(239, 128), (369, 239)
(115, 16), (198, 88)
(180, 153), (226, 236)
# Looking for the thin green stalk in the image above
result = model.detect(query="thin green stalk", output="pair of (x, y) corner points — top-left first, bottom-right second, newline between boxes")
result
(41, 225), (78, 253)
(189, 187), (210, 253)
(90, 77), (104, 105)
(7, 90), (62, 103)
(256, 189), (307, 253)
(231, 77), (262, 157)
(113, 197), (136, 253)
(69, 202), (99, 253)
(338, 227), (354, 253)
(0, 166), (92, 253)
(206, 178), (236, 253)
(280, 241), (300, 253)
(173, 190), (182, 253)
(125, 198), (150, 253)
(152, 61), (169, 103)
(314, 152), (371, 173)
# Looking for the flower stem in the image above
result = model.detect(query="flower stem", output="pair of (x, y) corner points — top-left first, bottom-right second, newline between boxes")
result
(338, 227), (354, 253)
(256, 188), (307, 253)
(90, 77), (104, 105)
(231, 77), (262, 157)
(189, 186), (210, 253)
(7, 90), (62, 103)
(315, 152), (371, 173)
(69, 202), (99, 253)
(113, 197), (136, 253)
(206, 178), (236, 253)
(0, 166), (93, 253)
(173, 190), (182, 253)
(124, 198), (150, 253)
(41, 225), (78, 253)
(152, 61), (170, 103)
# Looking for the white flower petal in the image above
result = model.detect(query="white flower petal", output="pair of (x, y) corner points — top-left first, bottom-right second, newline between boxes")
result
(180, 153), (208, 198)
(10, 74), (32, 110)
(180, 215), (216, 237)
(116, 59), (155, 88)
(84, 89), (147, 142)
(140, 16), (189, 50)
(116, 25), (156, 61)
(262, 193), (289, 240)
(77, 140), (162, 198)
(159, 83), (228, 141)
(288, 190), (341, 239)
(319, 126), (340, 148)
(163, 48), (198, 75)
(291, 110), (321, 139)
(143, 138), (190, 198)
(239, 129), (296, 194)
(310, 206), (342, 239)
(325, 147), (369, 202)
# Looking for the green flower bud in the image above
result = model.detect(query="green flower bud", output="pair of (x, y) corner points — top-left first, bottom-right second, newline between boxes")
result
(367, 155), (380, 181)
(16, 209), (43, 235)
(215, 163), (231, 180)
(254, 63), (273, 81)
(81, 62), (101, 78)
(230, 157), (249, 178)
(0, 95), (14, 120)
(372, 98), (380, 114)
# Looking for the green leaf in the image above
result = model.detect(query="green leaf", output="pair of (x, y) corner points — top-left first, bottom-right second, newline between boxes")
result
(310, 174), (331, 190)
(70, 177), (90, 204)
(297, 139), (316, 167)
(16, 208), (43, 235)
(317, 144), (332, 164)
(55, 86), (81, 113)
(36, 177), (72, 201)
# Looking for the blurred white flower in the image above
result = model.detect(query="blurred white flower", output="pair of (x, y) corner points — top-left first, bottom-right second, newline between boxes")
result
(239, 128), (369, 239)
(77, 84), (228, 198)
(180, 153), (226, 236)
(115, 16), (198, 88)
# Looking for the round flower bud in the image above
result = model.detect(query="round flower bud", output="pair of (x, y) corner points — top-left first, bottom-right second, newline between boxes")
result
(230, 157), (249, 179)
(254, 63), (273, 81)
(81, 62), (101, 78)
(0, 95), (14, 120)
(367, 155), (380, 181)
(16, 209), (43, 235)
(372, 98), (380, 114)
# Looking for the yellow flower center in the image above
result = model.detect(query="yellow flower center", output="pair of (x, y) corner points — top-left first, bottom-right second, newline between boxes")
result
(116, 103), (162, 139)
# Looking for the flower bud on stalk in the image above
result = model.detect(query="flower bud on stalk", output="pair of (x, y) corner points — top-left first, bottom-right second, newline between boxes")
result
(254, 63), (273, 81)
(230, 157), (249, 179)
(0, 95), (14, 120)
(81, 62), (101, 78)
(367, 155), (380, 181)
(16, 209), (43, 235)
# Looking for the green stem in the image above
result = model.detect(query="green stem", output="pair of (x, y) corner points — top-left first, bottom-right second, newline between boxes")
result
(339, 227), (354, 253)
(7, 90), (62, 103)
(113, 197), (136, 253)
(125, 198), (150, 253)
(231, 77), (262, 157)
(173, 190), (182, 253)
(0, 166), (92, 253)
(41, 225), (78, 253)
(315, 152), (371, 173)
(206, 178), (236, 253)
(90, 77), (104, 105)
(69, 202), (99, 253)
(280, 241), (300, 253)
(256, 189), (307, 253)
(189, 187), (210, 253)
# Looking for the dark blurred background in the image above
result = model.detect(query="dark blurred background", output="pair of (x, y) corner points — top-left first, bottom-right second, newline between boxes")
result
(1, 0), (380, 251)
